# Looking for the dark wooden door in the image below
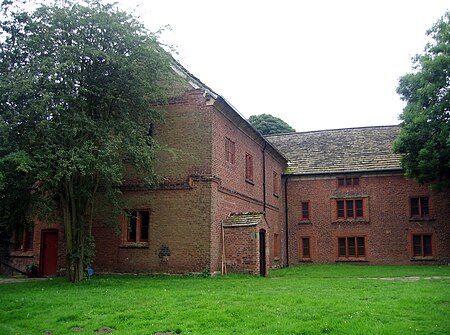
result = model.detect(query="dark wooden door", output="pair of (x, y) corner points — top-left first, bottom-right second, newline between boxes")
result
(259, 229), (266, 277)
(40, 230), (58, 276)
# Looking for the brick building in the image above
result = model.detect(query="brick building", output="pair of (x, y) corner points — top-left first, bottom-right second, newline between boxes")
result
(4, 68), (450, 277)
(266, 126), (450, 265)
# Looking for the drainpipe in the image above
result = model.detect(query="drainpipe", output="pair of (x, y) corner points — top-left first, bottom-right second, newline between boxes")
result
(284, 175), (289, 267)
(262, 143), (267, 213)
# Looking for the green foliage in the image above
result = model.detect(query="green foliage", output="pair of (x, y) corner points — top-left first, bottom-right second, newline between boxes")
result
(394, 12), (450, 189)
(248, 113), (296, 135)
(0, 0), (175, 281)
(0, 265), (449, 334)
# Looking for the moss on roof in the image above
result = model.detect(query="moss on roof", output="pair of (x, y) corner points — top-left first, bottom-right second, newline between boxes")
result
(265, 126), (402, 175)
(223, 212), (265, 227)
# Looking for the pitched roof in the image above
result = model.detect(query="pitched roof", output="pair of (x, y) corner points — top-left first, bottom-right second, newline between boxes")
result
(222, 212), (265, 227)
(265, 126), (402, 175)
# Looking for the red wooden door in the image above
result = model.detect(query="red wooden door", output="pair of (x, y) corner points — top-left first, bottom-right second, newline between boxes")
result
(40, 230), (58, 276)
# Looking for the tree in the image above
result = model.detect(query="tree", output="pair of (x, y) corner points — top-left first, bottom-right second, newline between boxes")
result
(393, 12), (450, 189)
(0, 0), (175, 282)
(248, 114), (296, 135)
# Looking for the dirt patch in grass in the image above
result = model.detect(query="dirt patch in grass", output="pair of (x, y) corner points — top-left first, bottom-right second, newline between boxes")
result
(362, 276), (450, 282)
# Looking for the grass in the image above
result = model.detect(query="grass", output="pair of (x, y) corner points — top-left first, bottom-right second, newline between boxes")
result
(0, 265), (449, 335)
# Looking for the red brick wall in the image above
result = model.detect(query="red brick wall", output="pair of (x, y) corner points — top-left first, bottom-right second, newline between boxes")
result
(209, 103), (285, 273)
(93, 181), (212, 274)
(287, 173), (450, 265)
(7, 220), (65, 276)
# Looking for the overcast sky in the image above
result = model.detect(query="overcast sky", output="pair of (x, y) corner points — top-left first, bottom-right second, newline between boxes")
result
(117, 0), (448, 132)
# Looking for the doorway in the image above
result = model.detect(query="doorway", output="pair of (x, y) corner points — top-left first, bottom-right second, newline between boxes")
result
(259, 229), (266, 277)
(40, 229), (58, 276)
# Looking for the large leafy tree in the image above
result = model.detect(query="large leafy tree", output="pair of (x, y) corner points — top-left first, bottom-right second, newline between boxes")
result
(394, 12), (450, 189)
(0, 0), (175, 281)
(248, 114), (296, 135)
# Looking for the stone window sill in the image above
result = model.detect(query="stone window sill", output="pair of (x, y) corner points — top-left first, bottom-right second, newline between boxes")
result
(411, 257), (436, 261)
(120, 242), (149, 249)
(10, 251), (34, 258)
(299, 220), (312, 225)
(333, 219), (369, 224)
(409, 217), (435, 222)
(335, 258), (369, 263)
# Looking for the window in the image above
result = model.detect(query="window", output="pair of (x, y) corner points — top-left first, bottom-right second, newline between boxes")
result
(413, 234), (432, 257)
(14, 225), (34, 251)
(337, 176), (359, 187)
(337, 199), (363, 219)
(338, 237), (365, 258)
(127, 210), (150, 242)
(410, 197), (429, 218)
(273, 171), (279, 196)
(225, 137), (235, 164)
(301, 202), (310, 221)
(274, 233), (280, 258)
(245, 153), (253, 182)
(301, 238), (310, 258)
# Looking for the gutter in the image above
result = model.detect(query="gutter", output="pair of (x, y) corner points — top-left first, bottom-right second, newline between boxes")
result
(285, 168), (403, 177)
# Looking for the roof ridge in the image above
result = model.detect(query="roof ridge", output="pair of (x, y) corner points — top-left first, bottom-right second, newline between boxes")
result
(265, 124), (400, 138)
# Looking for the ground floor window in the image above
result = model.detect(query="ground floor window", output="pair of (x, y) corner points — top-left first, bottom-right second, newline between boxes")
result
(412, 234), (432, 257)
(14, 225), (34, 251)
(126, 210), (150, 242)
(338, 237), (365, 258)
(273, 233), (280, 258)
(300, 237), (311, 258)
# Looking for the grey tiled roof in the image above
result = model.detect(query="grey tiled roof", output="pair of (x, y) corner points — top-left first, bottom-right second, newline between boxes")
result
(223, 212), (265, 227)
(265, 126), (402, 174)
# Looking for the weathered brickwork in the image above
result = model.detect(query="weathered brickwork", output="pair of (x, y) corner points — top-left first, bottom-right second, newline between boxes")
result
(286, 172), (450, 265)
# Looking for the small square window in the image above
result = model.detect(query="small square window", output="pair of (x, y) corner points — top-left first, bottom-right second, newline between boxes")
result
(410, 197), (429, 218)
(413, 234), (432, 257)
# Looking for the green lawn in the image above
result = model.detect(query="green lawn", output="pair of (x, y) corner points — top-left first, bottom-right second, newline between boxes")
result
(0, 265), (449, 335)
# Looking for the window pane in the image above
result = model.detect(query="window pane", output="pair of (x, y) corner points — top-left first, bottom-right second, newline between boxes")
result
(357, 237), (365, 257)
(337, 201), (345, 218)
(345, 177), (353, 186)
(353, 177), (359, 186)
(346, 200), (354, 218)
(423, 235), (432, 256)
(410, 198), (419, 216)
(302, 238), (310, 257)
(413, 235), (422, 256)
(128, 211), (137, 241)
(355, 200), (363, 217)
(338, 178), (345, 187)
(348, 238), (355, 256)
(140, 211), (149, 242)
(338, 238), (346, 257)
(420, 197), (429, 217)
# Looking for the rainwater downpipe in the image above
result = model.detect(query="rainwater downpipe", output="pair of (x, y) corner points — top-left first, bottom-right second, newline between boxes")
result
(284, 175), (290, 267)
(262, 143), (267, 213)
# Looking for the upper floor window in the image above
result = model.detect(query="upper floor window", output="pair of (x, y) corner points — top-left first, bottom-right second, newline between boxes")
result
(412, 234), (432, 257)
(245, 153), (253, 182)
(337, 199), (363, 219)
(410, 197), (429, 218)
(338, 237), (365, 258)
(337, 176), (359, 187)
(301, 202), (310, 221)
(225, 137), (235, 164)
(127, 210), (150, 243)
(273, 171), (279, 196)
